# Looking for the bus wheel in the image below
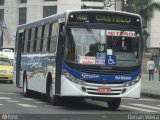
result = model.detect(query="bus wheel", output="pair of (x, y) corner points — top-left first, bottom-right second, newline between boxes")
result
(107, 98), (121, 110)
(23, 76), (30, 97)
(47, 82), (61, 106)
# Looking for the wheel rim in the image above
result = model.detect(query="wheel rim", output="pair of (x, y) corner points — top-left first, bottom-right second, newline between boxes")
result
(23, 79), (26, 94)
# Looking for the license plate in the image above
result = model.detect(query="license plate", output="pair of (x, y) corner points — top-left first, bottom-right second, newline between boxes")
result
(98, 88), (111, 93)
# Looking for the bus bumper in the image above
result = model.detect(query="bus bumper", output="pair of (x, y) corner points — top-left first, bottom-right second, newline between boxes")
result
(61, 75), (141, 99)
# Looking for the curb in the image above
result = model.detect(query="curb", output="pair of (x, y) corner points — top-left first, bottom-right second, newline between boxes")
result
(141, 92), (160, 99)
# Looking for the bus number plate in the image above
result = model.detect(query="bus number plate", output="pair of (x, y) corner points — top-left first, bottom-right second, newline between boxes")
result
(98, 88), (111, 93)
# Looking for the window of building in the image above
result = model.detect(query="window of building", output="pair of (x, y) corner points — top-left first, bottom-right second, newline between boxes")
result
(0, 9), (4, 20)
(19, 7), (27, 25)
(81, 6), (103, 9)
(45, 0), (57, 1)
(20, 0), (27, 3)
(43, 6), (57, 18)
(0, 0), (4, 5)
(81, 0), (103, 1)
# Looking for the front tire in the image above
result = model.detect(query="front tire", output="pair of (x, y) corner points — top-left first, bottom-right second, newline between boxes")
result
(47, 82), (61, 106)
(107, 98), (121, 110)
(23, 75), (30, 97)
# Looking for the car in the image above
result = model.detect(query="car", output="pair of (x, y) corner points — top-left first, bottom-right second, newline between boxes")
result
(0, 54), (13, 83)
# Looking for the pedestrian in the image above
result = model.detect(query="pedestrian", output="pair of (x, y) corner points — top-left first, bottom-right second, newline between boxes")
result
(147, 58), (155, 81)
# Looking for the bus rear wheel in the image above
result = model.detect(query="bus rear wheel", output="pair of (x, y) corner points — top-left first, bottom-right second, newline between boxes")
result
(107, 98), (121, 110)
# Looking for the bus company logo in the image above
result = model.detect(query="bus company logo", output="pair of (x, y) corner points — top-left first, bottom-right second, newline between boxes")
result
(115, 76), (132, 80)
(81, 73), (99, 78)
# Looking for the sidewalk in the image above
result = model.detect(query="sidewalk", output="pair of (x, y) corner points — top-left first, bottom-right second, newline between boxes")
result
(141, 72), (160, 99)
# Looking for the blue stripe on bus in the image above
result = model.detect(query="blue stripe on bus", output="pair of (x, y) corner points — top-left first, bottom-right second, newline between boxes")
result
(63, 63), (141, 83)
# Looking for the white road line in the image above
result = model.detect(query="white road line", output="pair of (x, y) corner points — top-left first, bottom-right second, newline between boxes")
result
(7, 100), (20, 103)
(122, 98), (158, 102)
(16, 103), (37, 107)
(0, 92), (17, 95)
(22, 98), (35, 101)
(0, 104), (3, 105)
(0, 97), (11, 100)
(138, 98), (159, 101)
(121, 105), (158, 112)
(157, 105), (160, 106)
(35, 101), (46, 104)
(131, 104), (160, 110)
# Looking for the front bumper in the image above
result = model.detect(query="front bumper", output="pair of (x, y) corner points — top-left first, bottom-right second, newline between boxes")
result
(61, 75), (141, 99)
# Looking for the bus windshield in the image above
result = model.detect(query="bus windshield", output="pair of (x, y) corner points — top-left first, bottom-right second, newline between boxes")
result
(64, 27), (142, 67)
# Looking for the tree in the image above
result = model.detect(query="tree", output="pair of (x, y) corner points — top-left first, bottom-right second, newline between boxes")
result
(124, 0), (160, 21)
(124, 0), (160, 52)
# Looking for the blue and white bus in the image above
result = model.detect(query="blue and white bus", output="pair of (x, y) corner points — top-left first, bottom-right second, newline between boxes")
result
(14, 10), (143, 110)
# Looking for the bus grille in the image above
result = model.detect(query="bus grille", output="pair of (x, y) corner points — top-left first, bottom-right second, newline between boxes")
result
(82, 82), (126, 95)
(82, 86), (126, 96)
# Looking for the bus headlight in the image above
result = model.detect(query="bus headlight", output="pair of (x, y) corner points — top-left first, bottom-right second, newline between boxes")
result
(123, 75), (141, 87)
(64, 70), (84, 85)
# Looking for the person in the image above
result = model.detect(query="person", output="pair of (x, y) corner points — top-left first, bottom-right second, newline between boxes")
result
(85, 44), (96, 56)
(147, 58), (155, 81)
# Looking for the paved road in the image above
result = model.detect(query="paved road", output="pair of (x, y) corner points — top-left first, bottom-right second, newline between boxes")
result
(0, 82), (160, 120)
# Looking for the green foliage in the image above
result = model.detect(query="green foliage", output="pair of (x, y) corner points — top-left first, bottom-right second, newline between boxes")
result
(124, 0), (160, 21)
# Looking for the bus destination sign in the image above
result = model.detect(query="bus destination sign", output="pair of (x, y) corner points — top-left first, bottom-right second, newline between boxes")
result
(69, 12), (141, 26)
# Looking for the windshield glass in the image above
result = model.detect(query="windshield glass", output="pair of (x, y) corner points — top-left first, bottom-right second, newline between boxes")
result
(0, 57), (11, 66)
(64, 27), (142, 67)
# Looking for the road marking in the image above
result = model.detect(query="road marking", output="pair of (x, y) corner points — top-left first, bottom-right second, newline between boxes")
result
(16, 103), (37, 107)
(0, 92), (17, 95)
(22, 98), (35, 101)
(35, 101), (46, 104)
(157, 105), (160, 106)
(0, 97), (11, 100)
(122, 98), (158, 102)
(121, 105), (158, 112)
(131, 104), (160, 110)
(7, 100), (20, 103)
(0, 104), (3, 105)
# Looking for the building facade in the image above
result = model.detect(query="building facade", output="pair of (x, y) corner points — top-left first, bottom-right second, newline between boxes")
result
(0, 0), (123, 49)
(147, 0), (160, 49)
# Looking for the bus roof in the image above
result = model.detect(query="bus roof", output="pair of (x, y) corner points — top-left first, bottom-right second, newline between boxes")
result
(17, 9), (141, 31)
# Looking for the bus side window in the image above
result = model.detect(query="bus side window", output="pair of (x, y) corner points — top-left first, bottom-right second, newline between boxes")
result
(33, 27), (38, 52)
(42, 24), (50, 52)
(40, 25), (45, 52)
(50, 22), (58, 53)
(36, 26), (42, 53)
(27, 29), (32, 53)
(46, 23), (52, 51)
(23, 29), (29, 54)
(21, 30), (25, 53)
(29, 27), (35, 53)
